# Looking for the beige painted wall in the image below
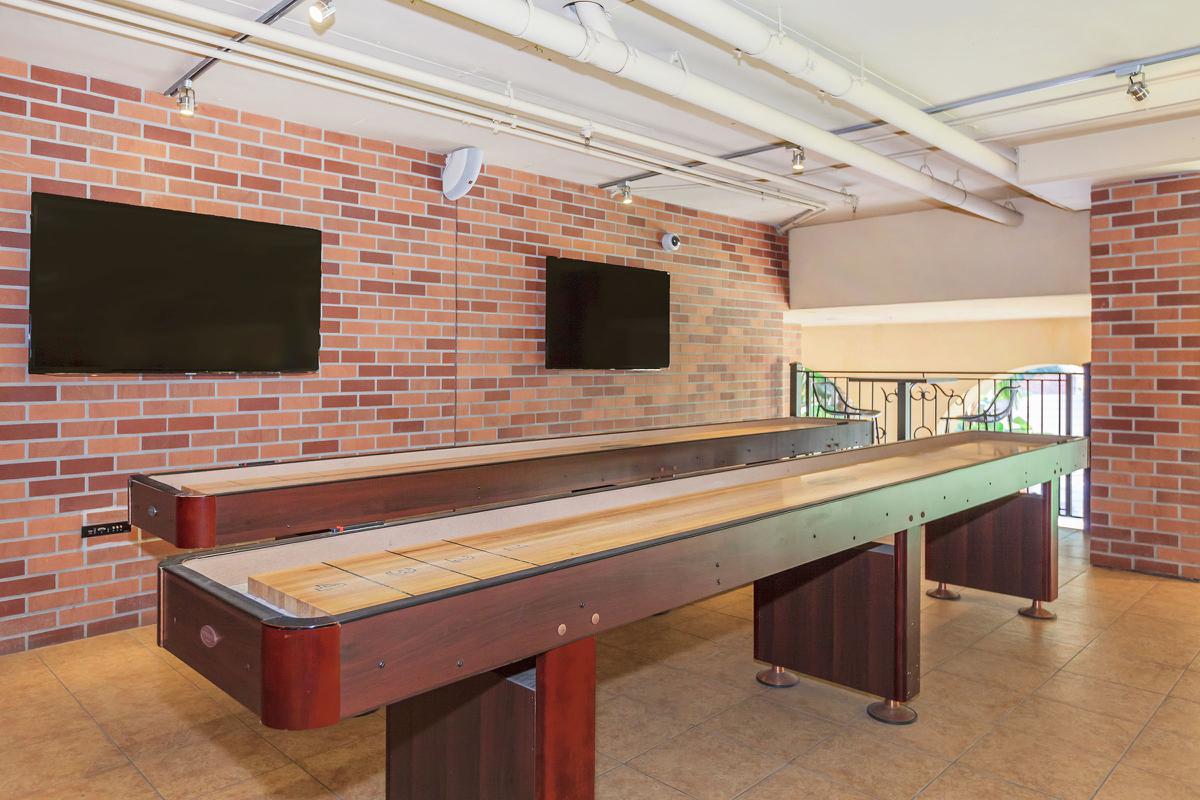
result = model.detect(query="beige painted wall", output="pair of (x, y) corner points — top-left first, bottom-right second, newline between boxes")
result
(801, 316), (1091, 373)
(789, 198), (1089, 309)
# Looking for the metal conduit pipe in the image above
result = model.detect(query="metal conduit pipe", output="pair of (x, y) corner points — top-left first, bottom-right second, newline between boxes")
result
(420, 0), (1022, 225)
(640, 0), (1022, 185)
(61, 0), (845, 206)
(5, 0), (827, 211)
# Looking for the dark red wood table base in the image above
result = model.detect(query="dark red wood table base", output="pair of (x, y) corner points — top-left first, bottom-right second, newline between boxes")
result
(924, 483), (1058, 620)
(753, 527), (922, 724)
(386, 637), (597, 800)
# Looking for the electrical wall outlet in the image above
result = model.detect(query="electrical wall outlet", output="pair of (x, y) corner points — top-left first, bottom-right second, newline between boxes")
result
(81, 521), (132, 539)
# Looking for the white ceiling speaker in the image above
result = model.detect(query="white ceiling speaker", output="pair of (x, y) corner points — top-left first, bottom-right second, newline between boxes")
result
(442, 147), (484, 201)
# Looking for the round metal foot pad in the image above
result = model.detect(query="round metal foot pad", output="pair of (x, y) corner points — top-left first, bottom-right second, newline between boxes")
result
(926, 583), (961, 601)
(756, 665), (800, 688)
(1019, 600), (1056, 620)
(867, 699), (918, 725)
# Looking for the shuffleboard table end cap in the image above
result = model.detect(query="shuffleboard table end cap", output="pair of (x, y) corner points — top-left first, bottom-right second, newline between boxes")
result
(130, 477), (218, 549)
(174, 493), (220, 549)
(261, 618), (342, 730)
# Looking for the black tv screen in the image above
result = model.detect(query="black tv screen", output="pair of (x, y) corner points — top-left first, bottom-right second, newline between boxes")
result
(544, 257), (670, 370)
(29, 193), (321, 374)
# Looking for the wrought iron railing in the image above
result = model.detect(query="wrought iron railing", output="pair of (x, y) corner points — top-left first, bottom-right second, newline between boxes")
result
(791, 364), (1088, 520)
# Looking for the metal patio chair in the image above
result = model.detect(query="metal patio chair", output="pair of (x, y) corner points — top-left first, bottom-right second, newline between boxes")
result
(812, 381), (882, 442)
(941, 383), (1019, 433)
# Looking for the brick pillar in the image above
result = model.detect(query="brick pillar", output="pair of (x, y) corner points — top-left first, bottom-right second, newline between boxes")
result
(1088, 173), (1200, 578)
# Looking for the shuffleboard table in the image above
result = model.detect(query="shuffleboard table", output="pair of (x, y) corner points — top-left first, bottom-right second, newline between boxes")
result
(131, 416), (873, 548)
(157, 430), (1086, 799)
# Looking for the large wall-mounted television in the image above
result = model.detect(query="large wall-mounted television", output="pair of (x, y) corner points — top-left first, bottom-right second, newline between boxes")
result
(544, 256), (670, 370)
(29, 193), (321, 374)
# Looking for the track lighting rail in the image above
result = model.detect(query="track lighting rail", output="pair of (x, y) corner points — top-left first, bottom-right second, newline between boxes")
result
(163, 0), (305, 97)
(8, 0), (832, 212)
(602, 42), (1200, 191)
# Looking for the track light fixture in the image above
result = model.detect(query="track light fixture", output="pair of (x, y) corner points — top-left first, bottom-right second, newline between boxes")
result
(175, 79), (195, 117)
(620, 181), (633, 205)
(1126, 71), (1149, 102)
(791, 146), (805, 173)
(308, 0), (335, 26)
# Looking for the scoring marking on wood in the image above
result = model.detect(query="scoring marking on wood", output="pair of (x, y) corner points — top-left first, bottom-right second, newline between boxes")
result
(246, 562), (407, 617)
(396, 541), (535, 580)
(250, 543), (536, 617)
(329, 551), (475, 595)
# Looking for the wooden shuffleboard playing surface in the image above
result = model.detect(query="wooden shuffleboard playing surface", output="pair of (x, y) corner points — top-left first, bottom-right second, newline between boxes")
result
(131, 416), (873, 548)
(243, 435), (1057, 617)
(157, 418), (840, 495)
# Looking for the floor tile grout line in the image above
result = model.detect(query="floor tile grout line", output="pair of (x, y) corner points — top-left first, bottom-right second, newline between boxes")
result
(913, 570), (1151, 799)
(928, 673), (1058, 799)
(777, 724), (944, 800)
(32, 637), (169, 800)
(914, 761), (1044, 800)
(64, 628), (348, 800)
(952, 569), (1200, 799)
(724, 726), (861, 800)
(907, 688), (1030, 800)
(600, 619), (863, 799)
(226, 711), (331, 793)
(1085, 651), (1193, 799)
(909, 604), (1074, 800)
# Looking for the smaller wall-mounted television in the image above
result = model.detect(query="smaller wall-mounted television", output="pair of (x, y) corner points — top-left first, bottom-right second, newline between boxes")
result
(544, 257), (670, 370)
(29, 193), (322, 374)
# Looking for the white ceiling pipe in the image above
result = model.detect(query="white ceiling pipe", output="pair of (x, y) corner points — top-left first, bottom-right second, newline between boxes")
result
(565, 1), (617, 39)
(640, 0), (1022, 185)
(66, 0), (844, 206)
(7, 0), (748, 200)
(420, 0), (1022, 226)
(7, 0), (826, 211)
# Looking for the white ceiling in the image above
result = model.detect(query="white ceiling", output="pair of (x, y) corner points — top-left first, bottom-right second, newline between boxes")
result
(4, 0), (1200, 224)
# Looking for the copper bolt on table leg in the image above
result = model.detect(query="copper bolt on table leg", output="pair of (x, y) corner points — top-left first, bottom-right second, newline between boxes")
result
(926, 581), (960, 600)
(867, 698), (917, 725)
(756, 664), (800, 688)
(1019, 599), (1056, 620)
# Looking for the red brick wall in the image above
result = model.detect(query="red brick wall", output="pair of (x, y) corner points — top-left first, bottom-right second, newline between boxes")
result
(1089, 173), (1200, 578)
(0, 59), (798, 653)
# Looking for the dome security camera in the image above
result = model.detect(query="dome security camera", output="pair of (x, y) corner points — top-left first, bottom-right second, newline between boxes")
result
(661, 232), (681, 252)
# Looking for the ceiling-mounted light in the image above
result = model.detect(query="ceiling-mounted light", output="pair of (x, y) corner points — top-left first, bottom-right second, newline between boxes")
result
(791, 146), (805, 173)
(620, 181), (633, 205)
(175, 80), (195, 117)
(1126, 71), (1149, 102)
(308, 0), (335, 26)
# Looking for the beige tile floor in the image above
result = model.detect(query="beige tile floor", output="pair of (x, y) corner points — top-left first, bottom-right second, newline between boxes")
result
(3, 527), (1200, 800)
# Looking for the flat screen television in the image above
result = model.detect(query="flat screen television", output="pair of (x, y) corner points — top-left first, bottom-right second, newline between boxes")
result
(29, 193), (321, 374)
(544, 256), (670, 370)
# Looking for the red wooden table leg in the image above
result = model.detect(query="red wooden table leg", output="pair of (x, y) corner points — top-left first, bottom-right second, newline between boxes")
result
(867, 526), (920, 725)
(386, 636), (596, 800)
(754, 530), (921, 724)
(537, 636), (596, 800)
(925, 483), (1059, 619)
